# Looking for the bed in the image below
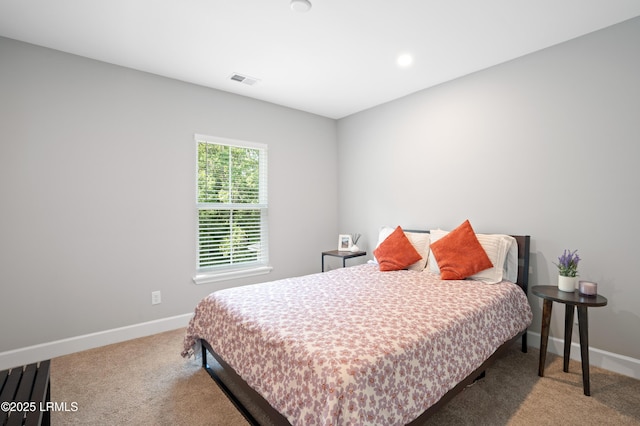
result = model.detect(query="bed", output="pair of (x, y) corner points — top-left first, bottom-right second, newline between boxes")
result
(182, 224), (532, 425)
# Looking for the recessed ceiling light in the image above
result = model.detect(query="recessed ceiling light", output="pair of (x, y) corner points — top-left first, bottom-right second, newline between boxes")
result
(397, 53), (414, 68)
(290, 0), (312, 12)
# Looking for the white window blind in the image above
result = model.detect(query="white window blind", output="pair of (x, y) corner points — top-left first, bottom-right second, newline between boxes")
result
(195, 135), (269, 281)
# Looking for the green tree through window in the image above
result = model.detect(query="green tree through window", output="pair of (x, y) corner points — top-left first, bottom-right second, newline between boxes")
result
(196, 136), (268, 271)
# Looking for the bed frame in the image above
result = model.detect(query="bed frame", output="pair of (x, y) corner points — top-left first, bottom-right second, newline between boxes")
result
(200, 234), (531, 425)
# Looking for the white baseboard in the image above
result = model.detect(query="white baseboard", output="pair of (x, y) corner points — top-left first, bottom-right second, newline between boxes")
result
(0, 313), (193, 371)
(526, 331), (640, 380)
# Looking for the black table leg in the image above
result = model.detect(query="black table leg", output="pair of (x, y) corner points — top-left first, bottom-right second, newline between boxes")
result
(563, 304), (574, 372)
(577, 306), (591, 396)
(539, 299), (553, 377)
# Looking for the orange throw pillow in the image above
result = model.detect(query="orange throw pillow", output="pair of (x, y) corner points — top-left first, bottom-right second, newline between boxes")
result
(373, 226), (423, 271)
(430, 220), (493, 280)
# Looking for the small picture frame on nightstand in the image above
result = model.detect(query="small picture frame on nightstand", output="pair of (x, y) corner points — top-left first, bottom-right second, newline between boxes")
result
(338, 234), (353, 251)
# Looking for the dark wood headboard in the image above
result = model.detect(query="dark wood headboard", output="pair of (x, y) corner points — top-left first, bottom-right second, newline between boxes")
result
(511, 235), (531, 294)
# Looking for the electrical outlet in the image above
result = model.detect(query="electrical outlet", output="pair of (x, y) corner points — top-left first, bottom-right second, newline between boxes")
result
(151, 291), (161, 305)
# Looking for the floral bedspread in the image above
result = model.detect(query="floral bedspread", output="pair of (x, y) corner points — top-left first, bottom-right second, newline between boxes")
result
(182, 264), (532, 425)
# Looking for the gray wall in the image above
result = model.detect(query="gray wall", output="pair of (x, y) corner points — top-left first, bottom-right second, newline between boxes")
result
(2, 16), (639, 362)
(0, 37), (338, 352)
(337, 17), (640, 360)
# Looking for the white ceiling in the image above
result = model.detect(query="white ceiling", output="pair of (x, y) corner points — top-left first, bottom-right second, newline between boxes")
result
(1, 1), (640, 119)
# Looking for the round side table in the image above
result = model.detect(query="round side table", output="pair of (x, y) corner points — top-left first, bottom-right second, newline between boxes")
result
(531, 285), (607, 396)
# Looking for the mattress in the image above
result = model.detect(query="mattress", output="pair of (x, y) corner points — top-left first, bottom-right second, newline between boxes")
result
(182, 264), (532, 425)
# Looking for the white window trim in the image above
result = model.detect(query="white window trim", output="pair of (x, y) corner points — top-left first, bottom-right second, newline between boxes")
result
(193, 134), (271, 284)
(193, 265), (273, 285)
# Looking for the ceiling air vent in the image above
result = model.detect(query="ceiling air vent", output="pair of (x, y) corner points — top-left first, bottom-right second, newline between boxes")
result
(229, 73), (260, 86)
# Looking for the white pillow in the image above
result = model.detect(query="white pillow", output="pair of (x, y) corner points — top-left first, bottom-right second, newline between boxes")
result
(374, 226), (431, 271)
(427, 229), (447, 274)
(504, 239), (518, 283)
(428, 229), (516, 284)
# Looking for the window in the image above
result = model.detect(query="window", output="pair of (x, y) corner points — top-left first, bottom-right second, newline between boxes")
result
(193, 134), (270, 284)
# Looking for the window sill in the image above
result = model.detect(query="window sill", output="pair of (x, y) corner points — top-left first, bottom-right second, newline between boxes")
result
(192, 265), (273, 285)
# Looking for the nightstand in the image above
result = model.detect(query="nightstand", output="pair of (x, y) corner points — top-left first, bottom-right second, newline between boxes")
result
(321, 250), (366, 272)
(532, 285), (608, 396)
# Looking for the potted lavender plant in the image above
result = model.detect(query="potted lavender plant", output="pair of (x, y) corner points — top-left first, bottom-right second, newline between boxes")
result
(554, 249), (580, 292)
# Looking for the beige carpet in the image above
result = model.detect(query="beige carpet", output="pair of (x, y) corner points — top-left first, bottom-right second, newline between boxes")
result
(50, 328), (640, 425)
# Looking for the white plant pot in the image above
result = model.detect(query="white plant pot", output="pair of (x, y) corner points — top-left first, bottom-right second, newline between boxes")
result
(558, 275), (577, 292)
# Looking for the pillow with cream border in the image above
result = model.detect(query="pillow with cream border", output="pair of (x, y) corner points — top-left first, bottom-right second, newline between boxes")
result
(373, 226), (424, 271)
(374, 226), (430, 271)
(429, 224), (516, 284)
(429, 220), (493, 280)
